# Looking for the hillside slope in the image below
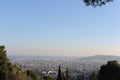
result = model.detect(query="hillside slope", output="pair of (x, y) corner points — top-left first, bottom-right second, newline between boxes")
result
(0, 46), (42, 80)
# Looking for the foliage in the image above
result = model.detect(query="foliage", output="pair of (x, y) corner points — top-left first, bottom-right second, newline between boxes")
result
(0, 45), (42, 80)
(65, 67), (72, 80)
(43, 76), (54, 80)
(26, 69), (42, 80)
(0, 46), (8, 80)
(84, 0), (113, 7)
(0, 46), (7, 72)
(57, 66), (72, 80)
(98, 60), (120, 80)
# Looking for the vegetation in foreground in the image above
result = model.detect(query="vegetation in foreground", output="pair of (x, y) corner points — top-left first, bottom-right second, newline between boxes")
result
(0, 46), (42, 80)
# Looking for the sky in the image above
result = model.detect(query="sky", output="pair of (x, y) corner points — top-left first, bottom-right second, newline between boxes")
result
(0, 0), (120, 56)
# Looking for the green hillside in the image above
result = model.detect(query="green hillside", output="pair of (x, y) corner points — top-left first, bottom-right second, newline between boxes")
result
(0, 46), (42, 80)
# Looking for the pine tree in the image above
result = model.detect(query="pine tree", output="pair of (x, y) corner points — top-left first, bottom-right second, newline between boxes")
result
(0, 46), (8, 80)
(65, 67), (72, 80)
(84, 0), (113, 7)
(57, 65), (62, 80)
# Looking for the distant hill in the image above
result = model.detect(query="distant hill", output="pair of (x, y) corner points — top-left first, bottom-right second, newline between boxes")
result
(81, 55), (120, 61)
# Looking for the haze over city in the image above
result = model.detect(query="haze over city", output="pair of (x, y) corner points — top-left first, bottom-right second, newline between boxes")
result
(0, 0), (120, 56)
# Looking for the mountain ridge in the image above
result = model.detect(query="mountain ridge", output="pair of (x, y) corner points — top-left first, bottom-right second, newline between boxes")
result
(81, 55), (120, 61)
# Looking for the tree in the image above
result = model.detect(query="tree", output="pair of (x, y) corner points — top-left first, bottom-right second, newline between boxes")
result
(0, 46), (8, 80)
(0, 46), (7, 71)
(57, 66), (62, 80)
(84, 0), (113, 7)
(98, 60), (120, 80)
(65, 67), (72, 80)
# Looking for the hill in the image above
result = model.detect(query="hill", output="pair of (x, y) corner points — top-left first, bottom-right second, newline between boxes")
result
(0, 46), (42, 80)
(81, 55), (120, 61)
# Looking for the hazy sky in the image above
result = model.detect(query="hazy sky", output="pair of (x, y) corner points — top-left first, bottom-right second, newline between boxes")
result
(0, 0), (120, 56)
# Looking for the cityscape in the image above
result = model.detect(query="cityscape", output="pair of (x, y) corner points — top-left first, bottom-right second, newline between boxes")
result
(9, 55), (120, 80)
(1, 0), (120, 80)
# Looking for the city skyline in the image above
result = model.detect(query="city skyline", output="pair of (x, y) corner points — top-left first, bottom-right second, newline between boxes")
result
(0, 0), (120, 56)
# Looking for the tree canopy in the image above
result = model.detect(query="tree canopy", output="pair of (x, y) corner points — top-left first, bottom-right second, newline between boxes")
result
(98, 60), (120, 80)
(84, 0), (113, 7)
(0, 46), (7, 68)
